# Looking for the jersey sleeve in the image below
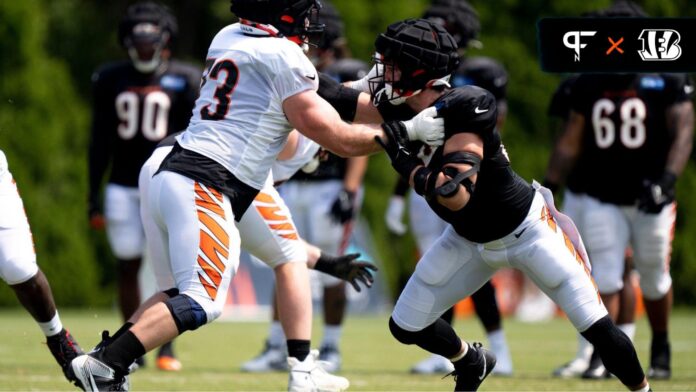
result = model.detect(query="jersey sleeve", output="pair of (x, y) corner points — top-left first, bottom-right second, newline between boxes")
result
(437, 87), (498, 138)
(272, 51), (318, 102)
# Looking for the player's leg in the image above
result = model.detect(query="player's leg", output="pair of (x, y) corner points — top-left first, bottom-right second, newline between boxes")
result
(632, 203), (676, 380)
(390, 226), (498, 391)
(72, 173), (240, 391)
(0, 171), (83, 382)
(407, 191), (457, 374)
(617, 252), (637, 342)
(515, 191), (648, 391)
(238, 183), (348, 390)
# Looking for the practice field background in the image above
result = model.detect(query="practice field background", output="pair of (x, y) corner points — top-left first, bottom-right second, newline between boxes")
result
(1, 309), (695, 391)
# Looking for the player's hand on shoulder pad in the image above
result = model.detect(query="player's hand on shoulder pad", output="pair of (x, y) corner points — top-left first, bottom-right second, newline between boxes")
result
(402, 106), (444, 146)
(638, 172), (676, 214)
(385, 196), (407, 235)
(375, 122), (423, 180)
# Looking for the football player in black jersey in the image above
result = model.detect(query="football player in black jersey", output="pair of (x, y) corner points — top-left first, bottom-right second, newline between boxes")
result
(241, 1), (371, 373)
(87, 1), (201, 372)
(545, 1), (694, 381)
(548, 74), (640, 380)
(318, 18), (650, 391)
(383, 0), (513, 376)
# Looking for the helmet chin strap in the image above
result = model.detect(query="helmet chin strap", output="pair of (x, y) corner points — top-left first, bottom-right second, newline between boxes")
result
(128, 46), (163, 73)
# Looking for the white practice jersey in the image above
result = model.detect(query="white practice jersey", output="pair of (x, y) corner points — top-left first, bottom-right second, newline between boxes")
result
(177, 23), (318, 190)
(272, 133), (321, 184)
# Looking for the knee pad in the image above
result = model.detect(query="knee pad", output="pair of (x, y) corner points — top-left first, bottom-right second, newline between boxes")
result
(164, 294), (208, 334)
(592, 268), (624, 294)
(389, 317), (461, 358)
(581, 316), (645, 387)
(638, 269), (672, 300)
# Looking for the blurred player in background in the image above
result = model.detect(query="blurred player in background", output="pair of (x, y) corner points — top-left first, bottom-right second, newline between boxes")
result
(0, 149), (84, 385)
(545, 0), (694, 381)
(383, 0), (513, 376)
(257, 1), (370, 373)
(86, 1), (200, 371)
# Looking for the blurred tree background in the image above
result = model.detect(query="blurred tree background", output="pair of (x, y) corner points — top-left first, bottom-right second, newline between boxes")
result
(0, 0), (695, 307)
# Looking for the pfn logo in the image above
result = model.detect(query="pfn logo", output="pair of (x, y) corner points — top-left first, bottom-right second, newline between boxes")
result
(638, 29), (682, 61)
(563, 31), (597, 62)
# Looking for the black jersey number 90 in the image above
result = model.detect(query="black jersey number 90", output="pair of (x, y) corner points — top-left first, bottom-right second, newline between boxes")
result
(200, 59), (239, 121)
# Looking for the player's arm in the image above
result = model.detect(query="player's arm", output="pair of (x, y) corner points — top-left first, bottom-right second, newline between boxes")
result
(544, 110), (585, 192)
(87, 72), (112, 228)
(329, 155), (369, 224)
(303, 240), (377, 292)
(664, 100), (694, 176)
(414, 132), (483, 211)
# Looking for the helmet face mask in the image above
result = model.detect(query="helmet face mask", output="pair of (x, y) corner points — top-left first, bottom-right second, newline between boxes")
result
(118, 2), (177, 74)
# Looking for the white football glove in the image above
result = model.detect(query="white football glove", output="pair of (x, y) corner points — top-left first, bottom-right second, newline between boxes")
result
(348, 64), (382, 93)
(402, 106), (445, 146)
(385, 196), (407, 235)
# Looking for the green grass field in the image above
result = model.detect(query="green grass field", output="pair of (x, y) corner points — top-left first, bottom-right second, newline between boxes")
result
(1, 309), (695, 391)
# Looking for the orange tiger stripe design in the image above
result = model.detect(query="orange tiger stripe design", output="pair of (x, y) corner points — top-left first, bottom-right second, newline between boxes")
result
(195, 182), (230, 301)
(256, 204), (287, 222)
(280, 232), (299, 240)
(254, 192), (275, 204)
(253, 192), (300, 241)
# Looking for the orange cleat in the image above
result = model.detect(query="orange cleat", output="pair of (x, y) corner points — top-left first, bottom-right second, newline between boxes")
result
(156, 355), (182, 372)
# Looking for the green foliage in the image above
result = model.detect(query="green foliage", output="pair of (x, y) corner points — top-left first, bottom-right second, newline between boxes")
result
(0, 0), (694, 307)
(0, 0), (106, 306)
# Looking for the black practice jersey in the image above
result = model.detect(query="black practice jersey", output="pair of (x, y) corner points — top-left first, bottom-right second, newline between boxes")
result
(451, 56), (508, 102)
(291, 58), (369, 182)
(548, 74), (587, 194)
(88, 60), (201, 204)
(569, 73), (693, 205)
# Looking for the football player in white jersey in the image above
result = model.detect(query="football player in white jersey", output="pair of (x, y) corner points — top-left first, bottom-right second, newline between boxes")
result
(0, 150), (84, 385)
(70, 1), (444, 391)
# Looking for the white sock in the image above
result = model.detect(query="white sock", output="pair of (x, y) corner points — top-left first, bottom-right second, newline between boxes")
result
(321, 325), (342, 348)
(635, 384), (651, 392)
(38, 312), (63, 337)
(487, 329), (508, 352)
(618, 323), (636, 342)
(268, 321), (285, 347)
(576, 334), (593, 362)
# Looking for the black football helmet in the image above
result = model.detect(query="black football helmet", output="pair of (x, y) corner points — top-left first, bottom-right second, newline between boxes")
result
(314, 1), (344, 50)
(229, 0), (324, 42)
(370, 18), (459, 105)
(423, 0), (480, 49)
(118, 2), (177, 73)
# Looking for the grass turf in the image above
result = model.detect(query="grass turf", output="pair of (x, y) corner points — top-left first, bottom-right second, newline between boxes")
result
(0, 308), (695, 391)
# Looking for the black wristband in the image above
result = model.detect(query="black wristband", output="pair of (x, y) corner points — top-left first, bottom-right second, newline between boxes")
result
(413, 167), (430, 196)
(317, 73), (361, 122)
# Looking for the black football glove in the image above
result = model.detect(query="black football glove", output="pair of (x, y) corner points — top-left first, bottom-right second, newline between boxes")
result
(314, 253), (378, 292)
(375, 121), (423, 179)
(638, 171), (677, 214)
(329, 188), (357, 224)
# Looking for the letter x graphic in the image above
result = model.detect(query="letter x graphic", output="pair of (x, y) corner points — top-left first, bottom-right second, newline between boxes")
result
(606, 37), (624, 55)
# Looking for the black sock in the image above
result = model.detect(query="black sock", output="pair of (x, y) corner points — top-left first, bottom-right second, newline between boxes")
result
(111, 322), (134, 342)
(441, 307), (454, 324)
(652, 331), (668, 347)
(101, 331), (146, 373)
(158, 341), (175, 358)
(287, 339), (310, 362)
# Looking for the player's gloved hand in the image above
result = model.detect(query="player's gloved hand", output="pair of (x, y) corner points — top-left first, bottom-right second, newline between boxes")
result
(348, 63), (382, 93)
(402, 106), (444, 146)
(314, 252), (378, 292)
(638, 171), (677, 214)
(329, 188), (357, 224)
(385, 196), (407, 235)
(375, 121), (424, 180)
(88, 202), (105, 230)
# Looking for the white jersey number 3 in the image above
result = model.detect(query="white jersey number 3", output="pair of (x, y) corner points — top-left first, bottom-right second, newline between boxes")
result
(115, 91), (171, 141)
(591, 98), (647, 149)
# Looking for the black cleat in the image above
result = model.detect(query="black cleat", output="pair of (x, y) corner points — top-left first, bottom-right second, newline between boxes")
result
(47, 329), (84, 384)
(648, 339), (671, 380)
(447, 342), (496, 392)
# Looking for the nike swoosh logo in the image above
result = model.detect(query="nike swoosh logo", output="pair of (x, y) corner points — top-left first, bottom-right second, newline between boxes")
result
(474, 106), (488, 114)
(306, 74), (317, 80)
(514, 227), (527, 239)
(479, 352), (487, 380)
